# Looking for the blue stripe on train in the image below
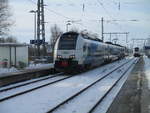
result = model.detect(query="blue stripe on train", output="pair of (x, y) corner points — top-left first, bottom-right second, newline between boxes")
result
(144, 46), (150, 49)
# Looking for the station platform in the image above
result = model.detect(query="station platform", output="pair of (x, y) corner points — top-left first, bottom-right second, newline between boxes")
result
(107, 56), (150, 113)
(0, 64), (55, 87)
(0, 63), (54, 78)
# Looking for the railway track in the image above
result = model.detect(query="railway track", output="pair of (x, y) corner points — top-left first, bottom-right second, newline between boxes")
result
(87, 59), (138, 113)
(46, 58), (138, 113)
(0, 58), (138, 113)
(0, 59), (129, 103)
(0, 72), (63, 92)
(0, 67), (55, 87)
(0, 73), (74, 102)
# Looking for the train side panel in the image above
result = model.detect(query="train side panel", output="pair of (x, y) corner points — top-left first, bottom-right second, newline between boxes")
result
(54, 32), (126, 72)
(144, 46), (150, 57)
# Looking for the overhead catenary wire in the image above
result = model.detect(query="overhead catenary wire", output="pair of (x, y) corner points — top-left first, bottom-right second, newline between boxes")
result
(95, 0), (126, 31)
(96, 0), (114, 19)
(28, 0), (95, 32)
(27, 0), (72, 20)
(27, 0), (128, 34)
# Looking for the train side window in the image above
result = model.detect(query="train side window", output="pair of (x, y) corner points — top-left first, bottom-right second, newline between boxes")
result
(88, 46), (91, 56)
(83, 45), (86, 52)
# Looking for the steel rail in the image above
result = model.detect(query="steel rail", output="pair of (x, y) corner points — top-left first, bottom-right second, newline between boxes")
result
(0, 74), (74, 102)
(46, 58), (134, 113)
(0, 73), (63, 92)
(88, 59), (138, 113)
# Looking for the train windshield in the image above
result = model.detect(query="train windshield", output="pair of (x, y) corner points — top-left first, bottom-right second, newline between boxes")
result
(135, 47), (139, 52)
(58, 33), (78, 50)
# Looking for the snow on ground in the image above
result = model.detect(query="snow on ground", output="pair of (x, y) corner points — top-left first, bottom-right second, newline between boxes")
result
(0, 76), (66, 100)
(25, 63), (53, 69)
(144, 56), (150, 89)
(52, 58), (137, 113)
(0, 67), (19, 75)
(0, 63), (53, 78)
(0, 74), (55, 91)
(0, 58), (133, 113)
(93, 58), (138, 113)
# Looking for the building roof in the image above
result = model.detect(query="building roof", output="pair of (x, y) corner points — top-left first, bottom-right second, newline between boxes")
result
(0, 43), (29, 47)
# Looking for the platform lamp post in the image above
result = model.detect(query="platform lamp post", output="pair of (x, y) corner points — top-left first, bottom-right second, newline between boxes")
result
(29, 10), (37, 58)
(66, 21), (71, 32)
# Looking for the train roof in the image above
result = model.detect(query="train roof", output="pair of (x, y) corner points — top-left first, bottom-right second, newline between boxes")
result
(62, 32), (124, 47)
(114, 44), (124, 47)
(105, 41), (124, 47)
(63, 31), (78, 35)
(81, 35), (103, 42)
(105, 41), (113, 44)
(63, 31), (103, 42)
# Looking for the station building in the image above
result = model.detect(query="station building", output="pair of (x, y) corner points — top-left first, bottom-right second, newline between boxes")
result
(0, 43), (29, 68)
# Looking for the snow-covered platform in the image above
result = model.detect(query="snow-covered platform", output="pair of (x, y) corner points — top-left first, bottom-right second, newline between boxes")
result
(143, 56), (150, 90)
(107, 56), (150, 113)
(0, 63), (54, 78)
(142, 56), (150, 113)
(0, 63), (54, 87)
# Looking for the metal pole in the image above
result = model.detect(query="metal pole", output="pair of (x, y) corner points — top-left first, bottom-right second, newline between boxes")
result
(66, 24), (68, 32)
(41, 0), (46, 56)
(126, 33), (128, 43)
(109, 33), (111, 42)
(29, 10), (37, 57)
(66, 23), (71, 32)
(101, 17), (104, 42)
(37, 0), (46, 56)
(9, 46), (11, 68)
(37, 0), (41, 57)
(34, 11), (37, 57)
(14, 47), (16, 67)
(133, 40), (134, 49)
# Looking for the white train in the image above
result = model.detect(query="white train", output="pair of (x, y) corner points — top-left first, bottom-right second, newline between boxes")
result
(54, 32), (126, 71)
(133, 47), (141, 57)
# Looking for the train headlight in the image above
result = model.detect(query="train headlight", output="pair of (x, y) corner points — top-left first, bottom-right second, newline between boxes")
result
(69, 55), (75, 59)
(57, 55), (62, 59)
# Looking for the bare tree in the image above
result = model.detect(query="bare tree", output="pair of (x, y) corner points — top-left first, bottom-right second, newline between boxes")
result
(5, 36), (17, 43)
(0, 0), (12, 37)
(50, 24), (63, 50)
(0, 35), (18, 43)
(0, 37), (5, 43)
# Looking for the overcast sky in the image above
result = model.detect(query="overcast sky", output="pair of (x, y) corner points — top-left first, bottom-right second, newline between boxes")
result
(9, 0), (150, 47)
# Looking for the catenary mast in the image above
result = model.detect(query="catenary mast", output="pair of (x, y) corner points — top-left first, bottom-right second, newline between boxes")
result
(37, 0), (46, 56)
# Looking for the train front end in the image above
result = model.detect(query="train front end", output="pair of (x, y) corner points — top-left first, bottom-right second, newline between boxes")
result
(134, 47), (141, 57)
(54, 32), (80, 72)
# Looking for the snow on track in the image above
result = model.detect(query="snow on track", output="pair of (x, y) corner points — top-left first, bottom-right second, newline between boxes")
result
(0, 75), (67, 100)
(143, 56), (150, 89)
(0, 73), (61, 91)
(93, 59), (138, 113)
(0, 58), (133, 113)
(51, 59), (137, 113)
